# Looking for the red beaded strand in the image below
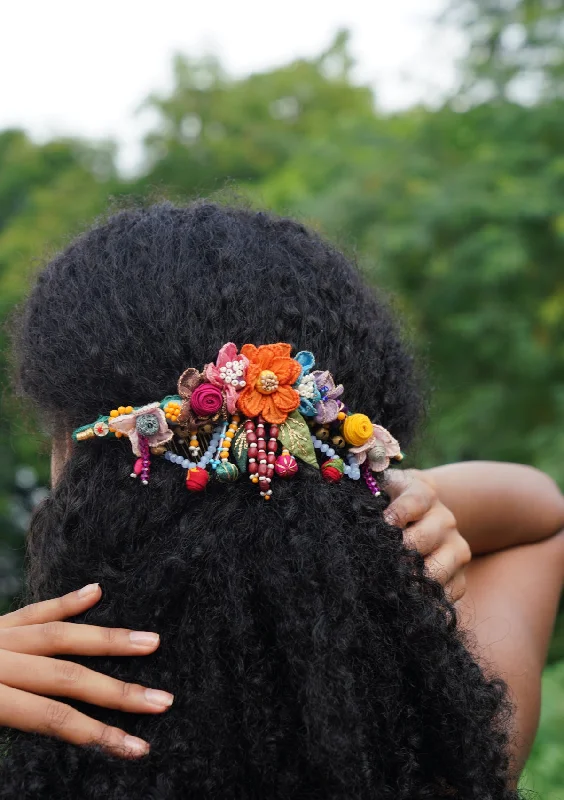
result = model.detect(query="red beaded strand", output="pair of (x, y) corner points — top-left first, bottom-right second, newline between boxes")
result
(245, 416), (277, 499)
(245, 418), (259, 484)
(263, 419), (278, 499)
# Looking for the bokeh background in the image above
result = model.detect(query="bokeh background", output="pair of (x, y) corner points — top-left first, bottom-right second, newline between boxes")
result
(1, 0), (563, 793)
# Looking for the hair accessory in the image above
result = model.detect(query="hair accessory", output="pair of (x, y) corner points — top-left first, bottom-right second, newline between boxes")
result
(72, 343), (404, 500)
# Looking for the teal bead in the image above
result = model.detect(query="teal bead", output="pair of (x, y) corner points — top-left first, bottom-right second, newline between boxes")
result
(215, 462), (239, 482)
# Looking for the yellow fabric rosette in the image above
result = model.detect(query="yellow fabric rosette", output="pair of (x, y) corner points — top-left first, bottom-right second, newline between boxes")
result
(342, 413), (374, 447)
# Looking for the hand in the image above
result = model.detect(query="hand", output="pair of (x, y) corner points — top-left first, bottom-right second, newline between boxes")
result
(384, 469), (471, 602)
(0, 583), (173, 758)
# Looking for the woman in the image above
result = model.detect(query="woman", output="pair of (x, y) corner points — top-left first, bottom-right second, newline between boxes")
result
(0, 202), (563, 797)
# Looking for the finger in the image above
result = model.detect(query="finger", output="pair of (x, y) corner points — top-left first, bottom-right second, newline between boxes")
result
(0, 584), (102, 630)
(382, 469), (412, 502)
(402, 510), (453, 557)
(445, 570), (467, 603)
(425, 536), (471, 586)
(0, 649), (174, 714)
(384, 487), (433, 529)
(0, 621), (161, 657)
(0, 682), (150, 759)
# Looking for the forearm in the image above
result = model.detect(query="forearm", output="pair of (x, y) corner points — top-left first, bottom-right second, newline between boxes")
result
(459, 530), (564, 779)
(424, 461), (564, 555)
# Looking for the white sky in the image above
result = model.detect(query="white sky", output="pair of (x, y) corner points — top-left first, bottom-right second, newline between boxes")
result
(1, 0), (462, 172)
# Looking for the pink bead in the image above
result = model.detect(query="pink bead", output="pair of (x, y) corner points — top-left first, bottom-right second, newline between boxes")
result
(274, 453), (298, 478)
(133, 458), (144, 476)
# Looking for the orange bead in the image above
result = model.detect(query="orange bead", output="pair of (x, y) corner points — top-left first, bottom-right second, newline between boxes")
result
(225, 431), (235, 439)
(118, 406), (126, 415)
(264, 494), (271, 501)
(125, 406), (133, 414)
(115, 431), (123, 438)
(337, 411), (346, 421)
(220, 450), (229, 459)
(109, 409), (119, 418)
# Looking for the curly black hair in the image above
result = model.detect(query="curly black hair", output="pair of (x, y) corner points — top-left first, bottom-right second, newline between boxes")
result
(1, 203), (518, 798)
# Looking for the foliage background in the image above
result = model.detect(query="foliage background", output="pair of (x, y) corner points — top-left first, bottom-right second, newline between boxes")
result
(1, 1), (563, 793)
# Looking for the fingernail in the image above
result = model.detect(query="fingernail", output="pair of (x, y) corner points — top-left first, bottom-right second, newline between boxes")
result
(144, 689), (174, 707)
(77, 583), (100, 597)
(129, 631), (160, 646)
(383, 512), (393, 525)
(123, 735), (150, 756)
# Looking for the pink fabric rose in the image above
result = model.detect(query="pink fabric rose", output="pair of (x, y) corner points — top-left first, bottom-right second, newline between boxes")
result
(190, 383), (223, 417)
(177, 368), (225, 427)
(349, 424), (401, 472)
(204, 342), (249, 415)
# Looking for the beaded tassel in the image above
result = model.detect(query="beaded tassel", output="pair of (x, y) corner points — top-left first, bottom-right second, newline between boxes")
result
(361, 461), (381, 497)
(211, 421), (228, 470)
(246, 416), (276, 499)
(246, 418), (259, 484)
(220, 413), (240, 462)
(139, 435), (151, 486)
(257, 416), (276, 500)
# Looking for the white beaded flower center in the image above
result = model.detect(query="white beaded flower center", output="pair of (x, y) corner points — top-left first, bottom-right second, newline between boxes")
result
(219, 358), (246, 388)
(297, 373), (317, 399)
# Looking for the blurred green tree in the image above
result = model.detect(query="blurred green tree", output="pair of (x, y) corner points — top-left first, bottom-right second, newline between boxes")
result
(446, 0), (564, 101)
(0, 131), (118, 609)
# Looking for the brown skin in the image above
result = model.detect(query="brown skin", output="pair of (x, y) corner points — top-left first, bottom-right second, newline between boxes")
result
(408, 463), (564, 779)
(3, 450), (563, 772)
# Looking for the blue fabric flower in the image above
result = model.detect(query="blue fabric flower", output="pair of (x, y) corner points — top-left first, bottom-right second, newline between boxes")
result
(293, 351), (321, 417)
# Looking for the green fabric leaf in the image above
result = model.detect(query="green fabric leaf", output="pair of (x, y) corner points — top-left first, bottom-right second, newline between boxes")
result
(232, 425), (248, 473)
(277, 410), (319, 469)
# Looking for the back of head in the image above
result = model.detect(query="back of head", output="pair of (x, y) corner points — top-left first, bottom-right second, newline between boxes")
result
(2, 203), (515, 798)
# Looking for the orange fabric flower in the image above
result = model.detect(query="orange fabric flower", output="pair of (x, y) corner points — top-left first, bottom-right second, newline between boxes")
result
(237, 343), (301, 424)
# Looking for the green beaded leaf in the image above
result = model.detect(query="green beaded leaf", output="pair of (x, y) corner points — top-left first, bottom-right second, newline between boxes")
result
(277, 410), (319, 469)
(232, 425), (249, 473)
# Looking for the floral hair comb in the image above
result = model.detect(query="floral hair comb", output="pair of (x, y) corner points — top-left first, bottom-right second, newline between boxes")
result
(72, 343), (403, 500)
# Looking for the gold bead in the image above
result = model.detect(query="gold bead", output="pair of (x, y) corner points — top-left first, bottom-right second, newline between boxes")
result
(151, 445), (166, 455)
(76, 428), (95, 441)
(315, 426), (330, 441)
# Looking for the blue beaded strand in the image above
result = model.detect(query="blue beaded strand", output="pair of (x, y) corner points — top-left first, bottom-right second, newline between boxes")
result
(164, 424), (224, 473)
(310, 432), (361, 480)
(210, 421), (227, 471)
